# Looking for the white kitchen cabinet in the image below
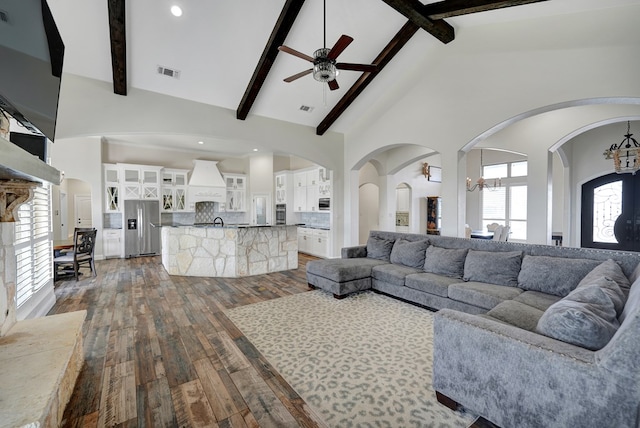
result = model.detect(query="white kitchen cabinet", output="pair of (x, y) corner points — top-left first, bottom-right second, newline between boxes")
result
(298, 227), (329, 258)
(298, 227), (312, 254)
(306, 185), (319, 212)
(103, 164), (121, 212)
(121, 164), (162, 200)
(293, 168), (320, 212)
(161, 168), (189, 212)
(294, 186), (306, 212)
(311, 229), (329, 257)
(224, 173), (246, 211)
(103, 229), (122, 258)
(293, 171), (307, 188)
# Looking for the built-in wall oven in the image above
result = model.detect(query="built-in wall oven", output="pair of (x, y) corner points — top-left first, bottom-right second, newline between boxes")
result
(319, 198), (330, 211)
(275, 204), (286, 225)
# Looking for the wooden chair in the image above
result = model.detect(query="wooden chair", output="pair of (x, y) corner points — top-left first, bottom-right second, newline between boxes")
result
(54, 228), (97, 281)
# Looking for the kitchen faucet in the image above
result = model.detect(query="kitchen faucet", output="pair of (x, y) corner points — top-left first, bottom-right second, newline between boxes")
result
(213, 217), (224, 227)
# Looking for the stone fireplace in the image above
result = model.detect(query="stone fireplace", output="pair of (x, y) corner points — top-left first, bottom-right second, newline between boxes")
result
(0, 180), (86, 427)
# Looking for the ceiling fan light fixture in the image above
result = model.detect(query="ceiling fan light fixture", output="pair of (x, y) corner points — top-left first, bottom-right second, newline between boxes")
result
(312, 48), (338, 82)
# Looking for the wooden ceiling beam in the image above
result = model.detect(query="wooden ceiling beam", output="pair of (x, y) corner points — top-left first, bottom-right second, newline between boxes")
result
(316, 0), (547, 134)
(379, 0), (454, 44)
(316, 21), (419, 136)
(423, 0), (548, 20)
(237, 0), (306, 120)
(107, 0), (127, 96)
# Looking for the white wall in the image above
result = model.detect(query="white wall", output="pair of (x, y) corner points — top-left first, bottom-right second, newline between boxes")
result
(343, 5), (640, 244)
(49, 137), (104, 257)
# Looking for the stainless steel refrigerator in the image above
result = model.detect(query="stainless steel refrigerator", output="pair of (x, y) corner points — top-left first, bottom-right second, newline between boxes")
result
(124, 200), (160, 258)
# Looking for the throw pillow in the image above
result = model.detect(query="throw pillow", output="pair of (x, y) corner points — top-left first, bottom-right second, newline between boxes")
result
(389, 239), (429, 269)
(463, 250), (523, 287)
(423, 246), (468, 279)
(577, 260), (628, 316)
(366, 236), (396, 261)
(517, 255), (602, 297)
(536, 285), (620, 351)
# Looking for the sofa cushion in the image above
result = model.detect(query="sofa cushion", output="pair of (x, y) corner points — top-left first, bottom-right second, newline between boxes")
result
(577, 259), (628, 315)
(518, 255), (601, 297)
(372, 263), (422, 286)
(448, 282), (524, 310)
(536, 285), (620, 351)
(306, 258), (389, 283)
(405, 272), (460, 298)
(513, 290), (562, 312)
(486, 300), (545, 332)
(620, 276), (640, 324)
(423, 246), (468, 279)
(463, 250), (523, 287)
(366, 236), (396, 261)
(389, 239), (429, 269)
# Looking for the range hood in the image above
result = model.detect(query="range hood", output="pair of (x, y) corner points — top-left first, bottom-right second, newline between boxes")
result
(187, 160), (226, 203)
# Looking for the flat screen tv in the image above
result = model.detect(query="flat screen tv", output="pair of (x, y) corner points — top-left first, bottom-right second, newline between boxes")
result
(0, 0), (64, 142)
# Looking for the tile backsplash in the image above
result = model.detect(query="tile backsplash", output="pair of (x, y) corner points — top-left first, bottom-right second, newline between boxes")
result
(298, 212), (330, 229)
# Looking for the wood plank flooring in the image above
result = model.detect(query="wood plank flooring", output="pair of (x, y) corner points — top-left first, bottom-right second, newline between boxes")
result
(50, 253), (496, 428)
(49, 254), (325, 428)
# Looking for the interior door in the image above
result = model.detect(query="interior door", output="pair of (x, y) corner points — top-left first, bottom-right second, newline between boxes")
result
(75, 195), (93, 228)
(581, 173), (640, 251)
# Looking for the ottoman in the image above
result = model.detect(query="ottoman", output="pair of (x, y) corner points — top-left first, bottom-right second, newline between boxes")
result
(306, 258), (389, 298)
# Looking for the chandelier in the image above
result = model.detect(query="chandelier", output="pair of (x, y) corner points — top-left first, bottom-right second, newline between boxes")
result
(467, 149), (501, 191)
(466, 177), (501, 192)
(603, 121), (640, 174)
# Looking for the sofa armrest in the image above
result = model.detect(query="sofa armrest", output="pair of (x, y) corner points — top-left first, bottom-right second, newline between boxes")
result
(341, 245), (367, 259)
(433, 309), (637, 428)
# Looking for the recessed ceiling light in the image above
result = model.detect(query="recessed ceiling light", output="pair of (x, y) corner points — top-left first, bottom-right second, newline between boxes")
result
(253, 148), (258, 152)
(170, 5), (183, 17)
(197, 141), (204, 145)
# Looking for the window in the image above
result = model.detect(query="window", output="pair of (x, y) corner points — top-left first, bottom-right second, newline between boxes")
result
(15, 185), (52, 308)
(481, 161), (527, 241)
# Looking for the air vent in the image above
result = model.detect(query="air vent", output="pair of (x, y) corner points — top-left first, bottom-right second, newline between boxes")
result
(0, 9), (10, 24)
(157, 65), (181, 79)
(299, 105), (314, 113)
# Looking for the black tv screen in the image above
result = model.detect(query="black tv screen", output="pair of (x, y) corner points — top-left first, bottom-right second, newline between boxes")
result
(0, 0), (64, 142)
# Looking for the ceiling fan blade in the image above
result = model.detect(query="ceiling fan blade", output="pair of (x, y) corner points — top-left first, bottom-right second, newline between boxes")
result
(283, 69), (313, 82)
(278, 45), (314, 62)
(328, 79), (339, 91)
(336, 63), (377, 73)
(327, 35), (354, 60)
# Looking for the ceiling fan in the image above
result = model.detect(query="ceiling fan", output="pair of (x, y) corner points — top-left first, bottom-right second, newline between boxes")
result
(278, 0), (377, 91)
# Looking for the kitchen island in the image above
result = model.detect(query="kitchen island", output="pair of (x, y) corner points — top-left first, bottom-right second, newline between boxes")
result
(161, 224), (298, 277)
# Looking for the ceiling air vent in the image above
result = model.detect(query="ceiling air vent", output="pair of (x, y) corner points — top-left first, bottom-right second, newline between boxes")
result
(157, 65), (181, 79)
(299, 105), (314, 113)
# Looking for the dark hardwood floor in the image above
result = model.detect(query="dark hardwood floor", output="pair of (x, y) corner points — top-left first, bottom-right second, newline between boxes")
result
(50, 253), (324, 428)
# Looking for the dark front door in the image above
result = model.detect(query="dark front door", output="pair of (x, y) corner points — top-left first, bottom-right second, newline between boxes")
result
(582, 173), (640, 251)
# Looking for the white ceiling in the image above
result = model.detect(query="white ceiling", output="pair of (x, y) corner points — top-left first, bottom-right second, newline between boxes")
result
(46, 0), (640, 153)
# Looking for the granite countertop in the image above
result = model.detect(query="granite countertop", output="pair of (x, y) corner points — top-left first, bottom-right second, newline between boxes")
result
(299, 225), (331, 230)
(156, 223), (303, 228)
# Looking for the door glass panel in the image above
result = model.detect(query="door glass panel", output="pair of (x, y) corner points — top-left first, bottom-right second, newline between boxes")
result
(106, 169), (118, 182)
(256, 196), (266, 225)
(124, 169), (139, 182)
(593, 181), (622, 243)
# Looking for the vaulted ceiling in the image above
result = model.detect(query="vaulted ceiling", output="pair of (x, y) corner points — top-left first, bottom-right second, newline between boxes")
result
(47, 0), (639, 152)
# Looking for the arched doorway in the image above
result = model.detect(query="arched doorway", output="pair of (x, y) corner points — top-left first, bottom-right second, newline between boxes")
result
(581, 172), (640, 251)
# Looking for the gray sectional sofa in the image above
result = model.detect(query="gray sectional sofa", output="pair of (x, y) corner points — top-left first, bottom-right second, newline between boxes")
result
(305, 230), (640, 427)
